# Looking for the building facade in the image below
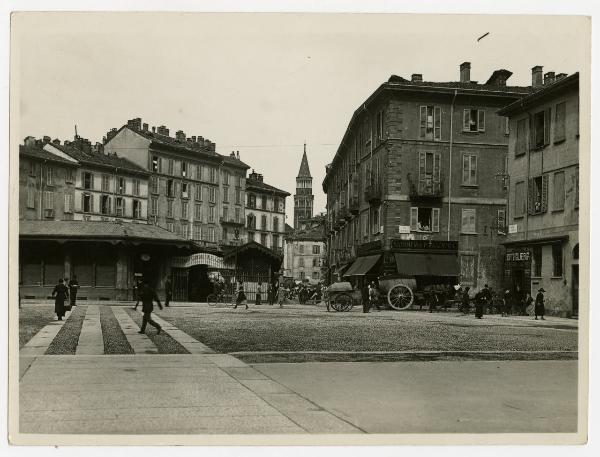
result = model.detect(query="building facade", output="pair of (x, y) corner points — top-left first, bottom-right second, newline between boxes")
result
(283, 214), (327, 282)
(245, 170), (289, 254)
(19, 139), (78, 222)
(293, 144), (314, 229)
(499, 71), (579, 317)
(103, 118), (249, 248)
(44, 136), (150, 223)
(323, 63), (533, 292)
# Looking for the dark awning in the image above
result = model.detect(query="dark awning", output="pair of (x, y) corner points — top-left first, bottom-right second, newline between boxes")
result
(394, 252), (459, 276)
(343, 254), (381, 276)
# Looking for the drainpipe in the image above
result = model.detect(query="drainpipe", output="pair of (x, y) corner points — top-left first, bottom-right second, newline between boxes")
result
(39, 159), (46, 219)
(447, 90), (458, 241)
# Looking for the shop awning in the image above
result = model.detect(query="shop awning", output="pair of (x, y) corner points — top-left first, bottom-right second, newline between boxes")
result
(343, 254), (381, 276)
(394, 252), (459, 276)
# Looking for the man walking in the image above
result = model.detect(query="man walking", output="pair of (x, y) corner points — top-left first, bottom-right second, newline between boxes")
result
(535, 288), (546, 320)
(68, 274), (80, 308)
(164, 277), (173, 307)
(51, 278), (69, 321)
(138, 281), (163, 334)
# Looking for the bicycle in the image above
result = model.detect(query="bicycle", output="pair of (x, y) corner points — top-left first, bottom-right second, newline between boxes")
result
(207, 291), (234, 307)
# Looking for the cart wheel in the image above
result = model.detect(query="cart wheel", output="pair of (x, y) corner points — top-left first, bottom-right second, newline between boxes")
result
(207, 294), (218, 307)
(388, 285), (414, 310)
(336, 293), (353, 312)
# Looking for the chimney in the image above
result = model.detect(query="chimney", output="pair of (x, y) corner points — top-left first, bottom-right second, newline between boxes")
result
(236, 150), (240, 160)
(142, 123), (148, 131)
(460, 62), (471, 83)
(257, 174), (263, 183)
(106, 127), (118, 142)
(411, 74), (423, 83)
(191, 136), (196, 142)
(92, 142), (104, 154)
(157, 125), (169, 136)
(532, 66), (543, 88)
(151, 126), (156, 133)
(175, 130), (186, 141)
(210, 142), (216, 153)
(198, 136), (204, 143)
(230, 151), (235, 158)
(544, 71), (556, 85)
(24, 136), (36, 147)
(127, 118), (142, 130)
(556, 73), (568, 81)
(52, 139), (61, 146)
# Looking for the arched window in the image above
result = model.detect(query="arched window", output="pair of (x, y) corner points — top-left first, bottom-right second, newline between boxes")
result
(573, 243), (579, 260)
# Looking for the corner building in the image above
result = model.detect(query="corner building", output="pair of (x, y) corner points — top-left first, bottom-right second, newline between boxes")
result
(323, 63), (533, 292)
(499, 71), (579, 317)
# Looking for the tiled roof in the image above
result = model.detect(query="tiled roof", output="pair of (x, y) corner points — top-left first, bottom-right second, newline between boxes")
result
(19, 145), (78, 167)
(386, 75), (535, 94)
(51, 143), (149, 176)
(246, 178), (291, 196)
(19, 220), (192, 246)
(120, 126), (251, 170)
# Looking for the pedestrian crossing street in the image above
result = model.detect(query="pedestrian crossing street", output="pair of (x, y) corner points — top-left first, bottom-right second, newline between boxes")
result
(20, 305), (216, 357)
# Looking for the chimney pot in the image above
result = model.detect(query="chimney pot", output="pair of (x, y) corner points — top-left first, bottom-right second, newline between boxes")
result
(460, 62), (471, 83)
(24, 136), (36, 147)
(142, 123), (148, 131)
(43, 135), (51, 143)
(544, 71), (556, 85)
(411, 73), (423, 83)
(151, 126), (156, 133)
(52, 139), (61, 146)
(532, 66), (543, 88)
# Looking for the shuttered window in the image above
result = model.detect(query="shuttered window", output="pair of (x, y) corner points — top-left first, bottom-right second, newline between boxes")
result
(410, 207), (440, 232)
(497, 209), (506, 235)
(461, 209), (476, 234)
(64, 194), (73, 213)
(419, 106), (441, 140)
(516, 119), (527, 156)
(553, 171), (565, 211)
(532, 109), (551, 149)
(515, 181), (526, 217)
(27, 182), (36, 208)
(462, 154), (477, 186)
(418, 152), (441, 194)
(554, 102), (566, 142)
(528, 174), (549, 215)
(43, 191), (54, 209)
(208, 205), (215, 223)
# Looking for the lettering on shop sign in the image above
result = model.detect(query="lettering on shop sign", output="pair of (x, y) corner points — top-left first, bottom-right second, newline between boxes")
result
(506, 251), (530, 262)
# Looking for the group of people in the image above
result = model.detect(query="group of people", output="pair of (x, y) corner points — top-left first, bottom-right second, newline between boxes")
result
(459, 284), (547, 320)
(51, 275), (80, 320)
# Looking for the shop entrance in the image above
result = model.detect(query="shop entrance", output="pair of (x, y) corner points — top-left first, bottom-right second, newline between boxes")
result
(512, 269), (528, 295)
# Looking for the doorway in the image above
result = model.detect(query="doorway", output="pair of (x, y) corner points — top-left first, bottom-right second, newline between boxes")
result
(512, 269), (527, 295)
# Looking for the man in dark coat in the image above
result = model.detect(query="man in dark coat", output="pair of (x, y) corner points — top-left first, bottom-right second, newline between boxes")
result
(535, 288), (546, 320)
(164, 277), (173, 307)
(68, 274), (80, 308)
(138, 281), (163, 334)
(51, 278), (69, 321)
(474, 290), (485, 319)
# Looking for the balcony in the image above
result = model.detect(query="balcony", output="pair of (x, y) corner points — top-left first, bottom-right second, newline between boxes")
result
(364, 183), (382, 204)
(349, 195), (360, 215)
(408, 176), (444, 200)
(219, 216), (244, 227)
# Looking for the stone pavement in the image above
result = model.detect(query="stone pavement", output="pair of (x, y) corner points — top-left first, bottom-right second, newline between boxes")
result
(18, 304), (362, 435)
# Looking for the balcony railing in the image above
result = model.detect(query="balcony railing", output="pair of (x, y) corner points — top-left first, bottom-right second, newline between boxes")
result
(364, 183), (382, 204)
(219, 216), (244, 227)
(408, 176), (444, 200)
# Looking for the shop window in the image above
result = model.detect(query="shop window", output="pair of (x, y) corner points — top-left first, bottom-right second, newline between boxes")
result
(410, 207), (440, 232)
(552, 244), (563, 277)
(532, 246), (542, 277)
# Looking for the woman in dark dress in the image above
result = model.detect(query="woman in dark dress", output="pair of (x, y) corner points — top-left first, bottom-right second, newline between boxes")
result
(234, 281), (248, 310)
(535, 288), (546, 320)
(255, 282), (262, 305)
(474, 290), (485, 319)
(52, 278), (69, 321)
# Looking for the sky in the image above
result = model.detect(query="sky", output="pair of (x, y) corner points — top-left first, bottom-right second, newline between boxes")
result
(12, 13), (588, 224)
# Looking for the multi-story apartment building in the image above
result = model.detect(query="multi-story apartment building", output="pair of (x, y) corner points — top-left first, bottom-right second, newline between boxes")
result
(499, 71), (579, 317)
(323, 62), (533, 292)
(103, 118), (249, 247)
(19, 138), (78, 221)
(284, 214), (327, 282)
(245, 170), (289, 254)
(44, 136), (150, 223)
(293, 145), (314, 229)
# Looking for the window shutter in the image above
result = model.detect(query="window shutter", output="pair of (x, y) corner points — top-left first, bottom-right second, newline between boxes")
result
(432, 208), (440, 232)
(544, 108), (551, 145)
(462, 155), (469, 184)
(477, 110), (485, 132)
(541, 174), (549, 212)
(433, 153), (441, 192)
(81, 171), (85, 188)
(418, 152), (426, 192)
(527, 179), (534, 215)
(434, 106), (441, 140)
(529, 115), (535, 151)
(463, 109), (470, 131)
(158, 157), (162, 173)
(419, 106), (427, 138)
(410, 207), (418, 231)
(471, 156), (477, 185)
(64, 194), (69, 213)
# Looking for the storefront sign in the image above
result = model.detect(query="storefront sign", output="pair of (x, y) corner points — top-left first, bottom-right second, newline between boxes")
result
(398, 225), (411, 234)
(390, 239), (458, 251)
(508, 224), (518, 234)
(505, 250), (530, 262)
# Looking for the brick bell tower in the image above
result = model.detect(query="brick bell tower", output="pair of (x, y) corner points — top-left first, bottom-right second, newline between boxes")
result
(293, 143), (314, 229)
